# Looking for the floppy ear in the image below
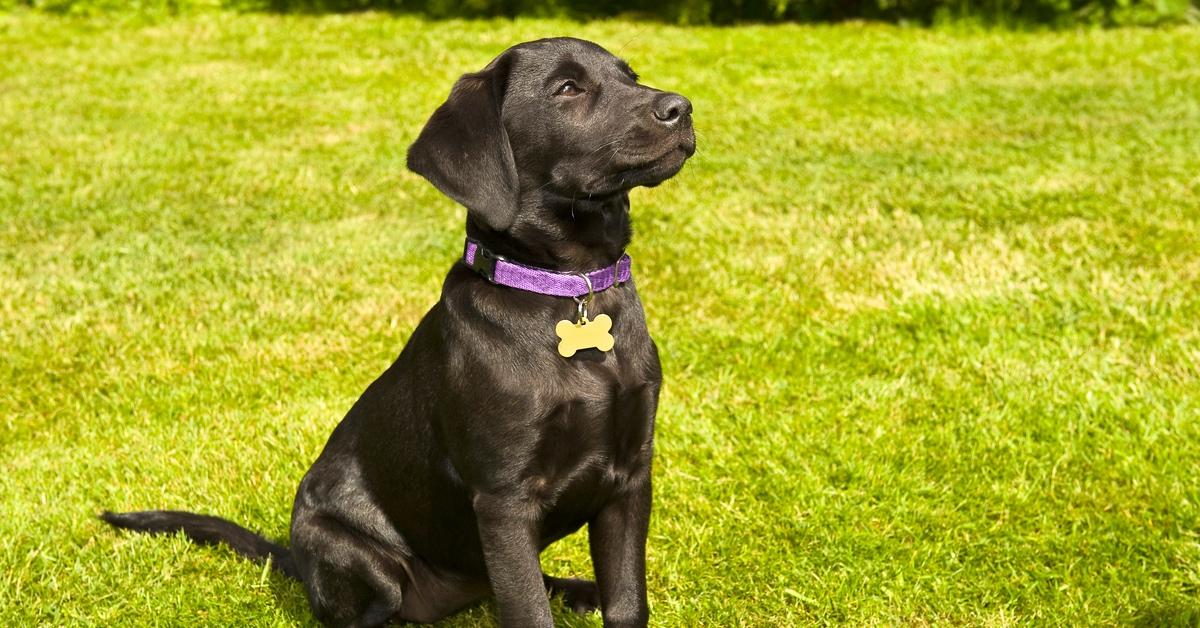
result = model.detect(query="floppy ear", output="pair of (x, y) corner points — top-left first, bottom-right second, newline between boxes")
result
(407, 52), (519, 232)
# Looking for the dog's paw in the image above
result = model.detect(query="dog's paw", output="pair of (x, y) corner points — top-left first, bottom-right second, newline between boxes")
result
(545, 576), (600, 614)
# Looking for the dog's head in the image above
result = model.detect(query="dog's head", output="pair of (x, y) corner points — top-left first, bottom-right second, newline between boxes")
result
(407, 37), (695, 232)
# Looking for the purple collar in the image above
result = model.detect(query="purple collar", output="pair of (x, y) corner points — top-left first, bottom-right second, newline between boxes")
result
(463, 239), (632, 298)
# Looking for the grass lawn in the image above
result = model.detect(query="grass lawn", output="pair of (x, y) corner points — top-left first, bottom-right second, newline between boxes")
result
(3, 11), (1200, 626)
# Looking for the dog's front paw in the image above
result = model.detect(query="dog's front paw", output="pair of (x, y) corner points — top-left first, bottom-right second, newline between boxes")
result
(545, 575), (600, 614)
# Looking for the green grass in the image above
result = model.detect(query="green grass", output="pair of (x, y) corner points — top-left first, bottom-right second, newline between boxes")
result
(2, 11), (1200, 626)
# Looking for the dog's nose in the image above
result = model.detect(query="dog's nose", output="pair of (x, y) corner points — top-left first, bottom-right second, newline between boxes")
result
(653, 93), (692, 126)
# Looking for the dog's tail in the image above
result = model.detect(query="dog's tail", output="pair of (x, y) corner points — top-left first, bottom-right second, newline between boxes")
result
(100, 510), (300, 580)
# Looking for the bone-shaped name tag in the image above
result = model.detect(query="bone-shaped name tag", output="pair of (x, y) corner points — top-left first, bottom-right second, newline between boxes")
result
(556, 314), (614, 357)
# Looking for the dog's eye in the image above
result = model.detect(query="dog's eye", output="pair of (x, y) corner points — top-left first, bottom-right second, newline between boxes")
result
(554, 80), (584, 97)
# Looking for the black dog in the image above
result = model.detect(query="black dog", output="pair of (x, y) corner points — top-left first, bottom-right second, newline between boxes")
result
(102, 37), (694, 628)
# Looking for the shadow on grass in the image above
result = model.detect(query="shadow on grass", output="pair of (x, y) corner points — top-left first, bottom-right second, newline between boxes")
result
(228, 0), (940, 27)
(223, 0), (1184, 28)
(267, 573), (502, 627)
(1130, 599), (1200, 628)
(220, 0), (686, 24)
(267, 574), (600, 626)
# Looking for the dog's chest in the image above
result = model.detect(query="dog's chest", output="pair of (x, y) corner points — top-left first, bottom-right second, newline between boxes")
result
(524, 370), (657, 525)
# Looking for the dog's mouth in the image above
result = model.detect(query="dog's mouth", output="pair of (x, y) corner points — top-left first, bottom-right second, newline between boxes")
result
(586, 137), (695, 196)
(618, 144), (693, 187)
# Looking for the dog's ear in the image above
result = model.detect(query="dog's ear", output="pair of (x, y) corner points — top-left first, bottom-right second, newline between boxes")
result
(407, 52), (519, 232)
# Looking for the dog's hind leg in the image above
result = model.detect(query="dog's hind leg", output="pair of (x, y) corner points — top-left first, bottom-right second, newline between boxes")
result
(292, 513), (411, 628)
(294, 511), (490, 626)
(543, 573), (600, 614)
(393, 562), (490, 624)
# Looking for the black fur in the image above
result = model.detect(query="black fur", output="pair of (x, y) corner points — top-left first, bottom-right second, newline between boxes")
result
(100, 510), (299, 579)
(103, 37), (694, 628)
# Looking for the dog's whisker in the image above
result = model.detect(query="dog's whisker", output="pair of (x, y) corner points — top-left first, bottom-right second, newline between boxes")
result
(586, 131), (630, 159)
(604, 142), (624, 169)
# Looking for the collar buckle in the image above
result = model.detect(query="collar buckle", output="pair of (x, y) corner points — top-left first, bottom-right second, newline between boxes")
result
(468, 244), (504, 283)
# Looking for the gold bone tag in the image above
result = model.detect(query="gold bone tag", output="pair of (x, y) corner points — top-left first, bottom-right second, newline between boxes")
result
(556, 314), (614, 357)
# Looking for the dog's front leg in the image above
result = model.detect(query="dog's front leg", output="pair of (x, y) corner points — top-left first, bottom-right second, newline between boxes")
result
(474, 493), (553, 628)
(588, 465), (652, 628)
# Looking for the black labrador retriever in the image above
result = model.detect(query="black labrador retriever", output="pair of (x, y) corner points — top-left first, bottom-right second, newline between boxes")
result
(102, 37), (694, 628)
